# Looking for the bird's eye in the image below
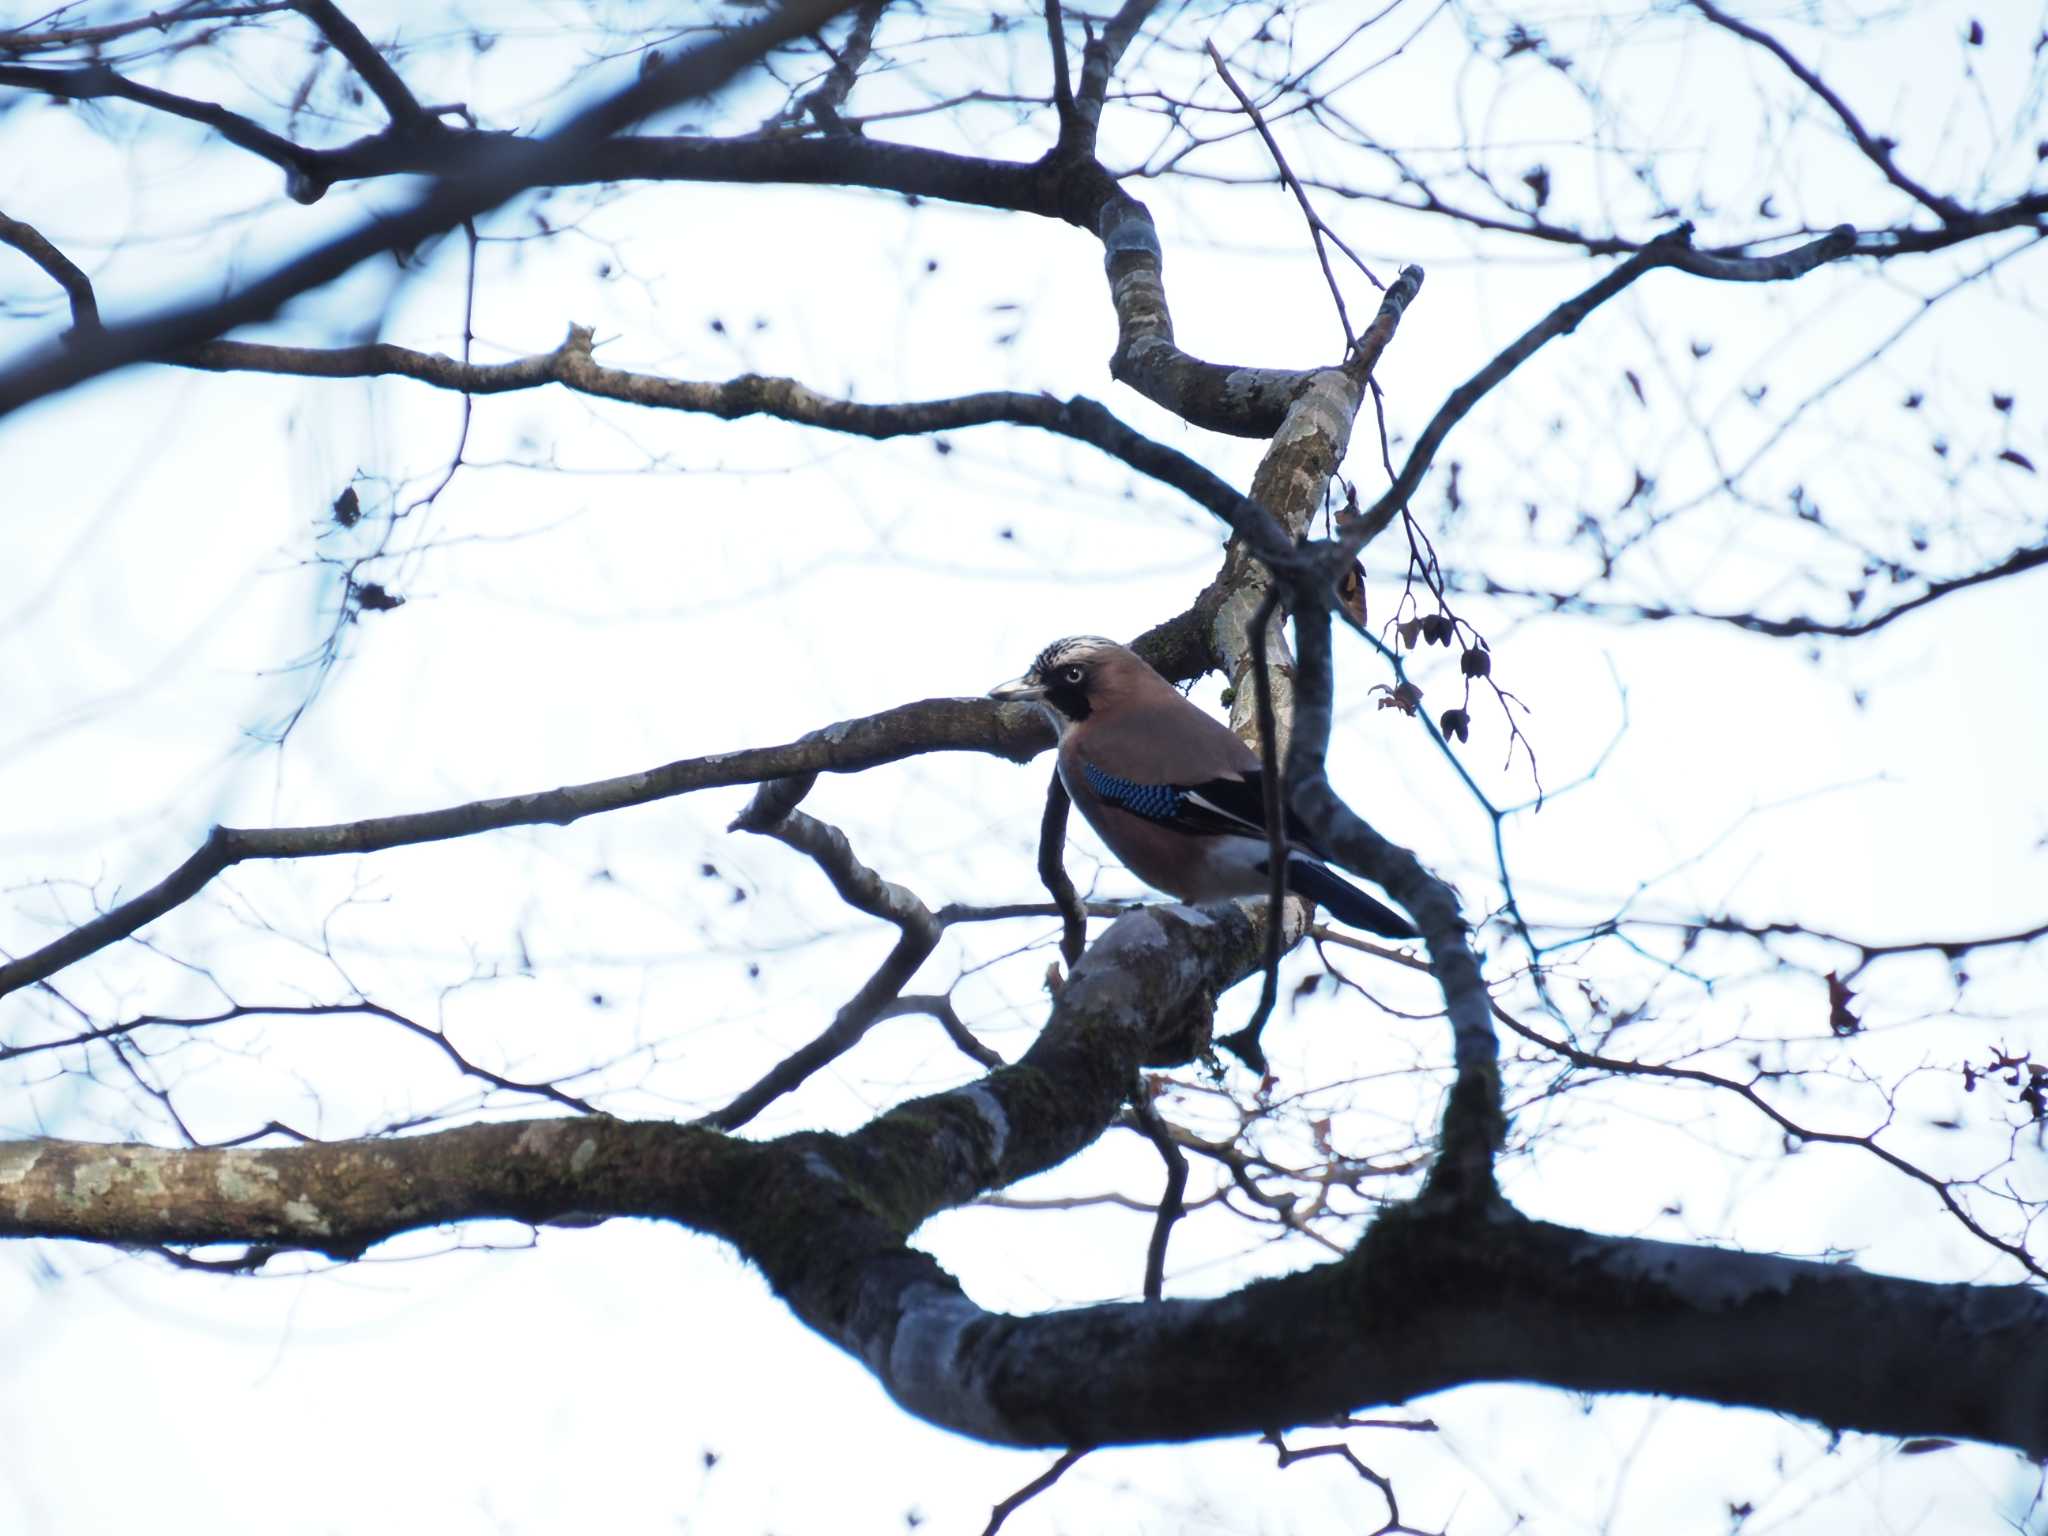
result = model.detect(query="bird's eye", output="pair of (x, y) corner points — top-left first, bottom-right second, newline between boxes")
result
(1060, 664), (1085, 685)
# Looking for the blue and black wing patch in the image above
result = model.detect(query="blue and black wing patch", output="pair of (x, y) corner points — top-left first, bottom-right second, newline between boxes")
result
(1087, 764), (1360, 865)
(1081, 763), (1283, 840)
(1080, 762), (1188, 824)
(1080, 764), (1416, 937)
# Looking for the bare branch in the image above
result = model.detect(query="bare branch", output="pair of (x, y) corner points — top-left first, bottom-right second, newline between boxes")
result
(983, 1447), (1089, 1536)
(1341, 225), (1837, 558)
(0, 696), (1053, 1001)
(1260, 1430), (1428, 1536)
(289, 0), (428, 125)
(1323, 923), (2047, 1280)
(0, 4), (291, 56)
(0, 209), (100, 335)
(1497, 1007), (2047, 1283)
(1689, 0), (1964, 222)
(1205, 39), (1373, 355)
(0, 0), (863, 420)
(0, 59), (327, 190)
(1074, 0), (1157, 127)
(876, 995), (1004, 1071)
(1286, 605), (1502, 1204)
(707, 803), (943, 1130)
(5, 1080), (2045, 1454)
(1043, 0), (1075, 126)
(1126, 1077), (1190, 1302)
(777, 0), (884, 132)
(1465, 538), (2048, 639)
(171, 331), (1289, 557)
(1037, 775), (1087, 970)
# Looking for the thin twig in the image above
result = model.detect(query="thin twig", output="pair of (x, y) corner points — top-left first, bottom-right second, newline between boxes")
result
(1038, 774), (1088, 968)
(0, 0), (862, 418)
(1689, 0), (1962, 221)
(1343, 225), (1709, 553)
(875, 994), (1004, 1070)
(0, 695), (1053, 1002)
(0, 209), (100, 336)
(983, 1447), (1089, 1536)
(1206, 40), (1382, 363)
(1043, 0), (1076, 124)
(290, 0), (429, 125)
(709, 804), (943, 1129)
(1260, 1430), (1431, 1536)
(1126, 1074), (1190, 1300)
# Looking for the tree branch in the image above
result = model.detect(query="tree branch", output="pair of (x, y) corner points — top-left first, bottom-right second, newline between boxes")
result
(1037, 775), (1088, 969)
(984, 1446), (1088, 1535)
(0, 59), (328, 192)
(707, 801), (943, 1130)
(1343, 226), (1730, 556)
(1286, 605), (1502, 1204)
(1689, 0), (1964, 222)
(171, 330), (1296, 557)
(0, 4), (291, 56)
(1126, 1077), (1190, 1301)
(0, 695), (1051, 1001)
(0, 209), (100, 335)
(0, 0), (861, 420)
(1463, 538), (2048, 639)
(289, 0), (428, 125)
(5, 1081), (2044, 1454)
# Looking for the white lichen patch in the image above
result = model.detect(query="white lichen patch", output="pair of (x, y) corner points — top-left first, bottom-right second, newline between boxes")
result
(570, 1137), (597, 1174)
(69, 1158), (120, 1204)
(884, 1283), (1015, 1444)
(956, 1086), (1010, 1167)
(282, 1198), (331, 1235)
(214, 1155), (283, 1204)
(514, 1121), (567, 1158)
(0, 1145), (40, 1221)
(802, 1150), (845, 1188)
(1600, 1233), (1802, 1310)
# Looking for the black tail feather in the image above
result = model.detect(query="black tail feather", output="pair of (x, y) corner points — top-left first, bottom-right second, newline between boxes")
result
(1281, 857), (1417, 940)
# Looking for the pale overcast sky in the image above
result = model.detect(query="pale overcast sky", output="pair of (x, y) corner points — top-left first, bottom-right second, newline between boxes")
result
(2, 2), (2044, 1532)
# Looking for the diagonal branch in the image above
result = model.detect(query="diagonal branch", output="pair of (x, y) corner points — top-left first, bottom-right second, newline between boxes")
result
(708, 799), (944, 1130)
(0, 60), (327, 193)
(1464, 538), (2048, 639)
(876, 995), (1003, 1070)
(1205, 39), (1375, 356)
(1335, 225), (1860, 560)
(171, 330), (1286, 554)
(1037, 776), (1088, 969)
(779, 0), (884, 132)
(290, 0), (428, 125)
(1689, 0), (1964, 222)
(1286, 605), (1502, 1205)
(0, 695), (1051, 1002)
(0, 4), (291, 56)
(984, 1446), (1089, 1535)
(0, 0), (860, 420)
(4, 942), (2046, 1457)
(1126, 1077), (1190, 1301)
(0, 209), (99, 335)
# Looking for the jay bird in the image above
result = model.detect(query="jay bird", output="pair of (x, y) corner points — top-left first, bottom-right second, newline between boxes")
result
(991, 636), (1416, 940)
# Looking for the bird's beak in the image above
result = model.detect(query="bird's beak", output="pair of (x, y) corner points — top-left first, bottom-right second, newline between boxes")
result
(989, 674), (1047, 702)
